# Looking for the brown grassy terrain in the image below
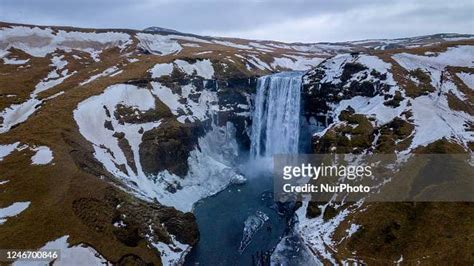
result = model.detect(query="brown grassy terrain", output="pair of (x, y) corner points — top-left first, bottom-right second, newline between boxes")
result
(307, 40), (474, 264)
(0, 47), (173, 264)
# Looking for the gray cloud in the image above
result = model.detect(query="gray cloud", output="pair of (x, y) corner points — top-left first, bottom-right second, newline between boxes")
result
(0, 0), (473, 42)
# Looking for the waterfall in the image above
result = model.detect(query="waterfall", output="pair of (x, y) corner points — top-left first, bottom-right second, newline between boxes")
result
(250, 72), (303, 157)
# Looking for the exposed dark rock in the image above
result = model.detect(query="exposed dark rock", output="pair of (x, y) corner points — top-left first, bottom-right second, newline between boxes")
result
(338, 106), (355, 121)
(116, 136), (137, 175)
(302, 57), (390, 128)
(217, 83), (253, 150)
(347, 80), (376, 97)
(116, 254), (152, 266)
(370, 69), (387, 80)
(323, 205), (338, 221)
(313, 113), (375, 154)
(104, 120), (114, 131)
(376, 118), (414, 152)
(341, 62), (367, 82)
(114, 102), (170, 124)
(139, 120), (204, 177)
(384, 91), (405, 107)
(103, 105), (111, 117)
(113, 132), (125, 139)
(306, 201), (322, 218)
(113, 223), (142, 247)
(124, 78), (153, 87)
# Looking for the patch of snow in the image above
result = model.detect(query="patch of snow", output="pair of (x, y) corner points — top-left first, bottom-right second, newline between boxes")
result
(0, 201), (30, 224)
(443, 79), (467, 100)
(295, 200), (364, 264)
(246, 55), (271, 70)
(136, 33), (182, 55)
(392, 46), (474, 88)
(149, 63), (174, 78)
(334, 95), (407, 126)
(34, 72), (74, 94)
(170, 35), (212, 44)
(247, 42), (269, 49)
(151, 82), (217, 123)
(0, 98), (42, 133)
(74, 84), (161, 186)
(271, 230), (322, 265)
(44, 91), (65, 101)
(315, 54), (349, 84)
(248, 42), (274, 52)
(0, 26), (131, 59)
(307, 54), (396, 86)
(295, 201), (350, 264)
(113, 220), (126, 228)
(150, 82), (183, 114)
(149, 234), (189, 266)
(409, 94), (472, 148)
(31, 146), (53, 165)
(0, 55), (70, 132)
(195, 51), (212, 55)
(0, 142), (20, 161)
(13, 235), (108, 266)
(265, 42), (293, 50)
(182, 43), (200, 48)
(457, 72), (474, 89)
(174, 59), (214, 79)
(80, 66), (120, 86)
(2, 56), (30, 65)
(271, 56), (323, 71)
(109, 70), (123, 77)
(212, 40), (252, 49)
(443, 36), (474, 41)
(34, 55), (74, 94)
(346, 223), (360, 238)
(0, 50), (30, 65)
(395, 255), (404, 264)
(357, 55), (393, 75)
(51, 54), (68, 69)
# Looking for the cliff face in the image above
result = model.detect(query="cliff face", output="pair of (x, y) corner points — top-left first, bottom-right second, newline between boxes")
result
(300, 41), (474, 263)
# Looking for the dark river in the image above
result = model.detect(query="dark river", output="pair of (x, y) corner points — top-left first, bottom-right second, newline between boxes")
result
(184, 173), (291, 265)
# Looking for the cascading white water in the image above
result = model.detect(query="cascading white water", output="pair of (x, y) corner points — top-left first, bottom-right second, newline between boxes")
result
(250, 72), (303, 157)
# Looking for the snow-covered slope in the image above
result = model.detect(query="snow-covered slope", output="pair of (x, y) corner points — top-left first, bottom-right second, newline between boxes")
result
(296, 42), (474, 263)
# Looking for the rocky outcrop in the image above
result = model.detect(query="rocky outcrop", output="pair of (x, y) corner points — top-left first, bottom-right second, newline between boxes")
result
(302, 54), (391, 127)
(139, 120), (203, 177)
(216, 77), (256, 150)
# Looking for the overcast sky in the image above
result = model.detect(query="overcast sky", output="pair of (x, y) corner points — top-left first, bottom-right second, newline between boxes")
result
(1, 0), (473, 43)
